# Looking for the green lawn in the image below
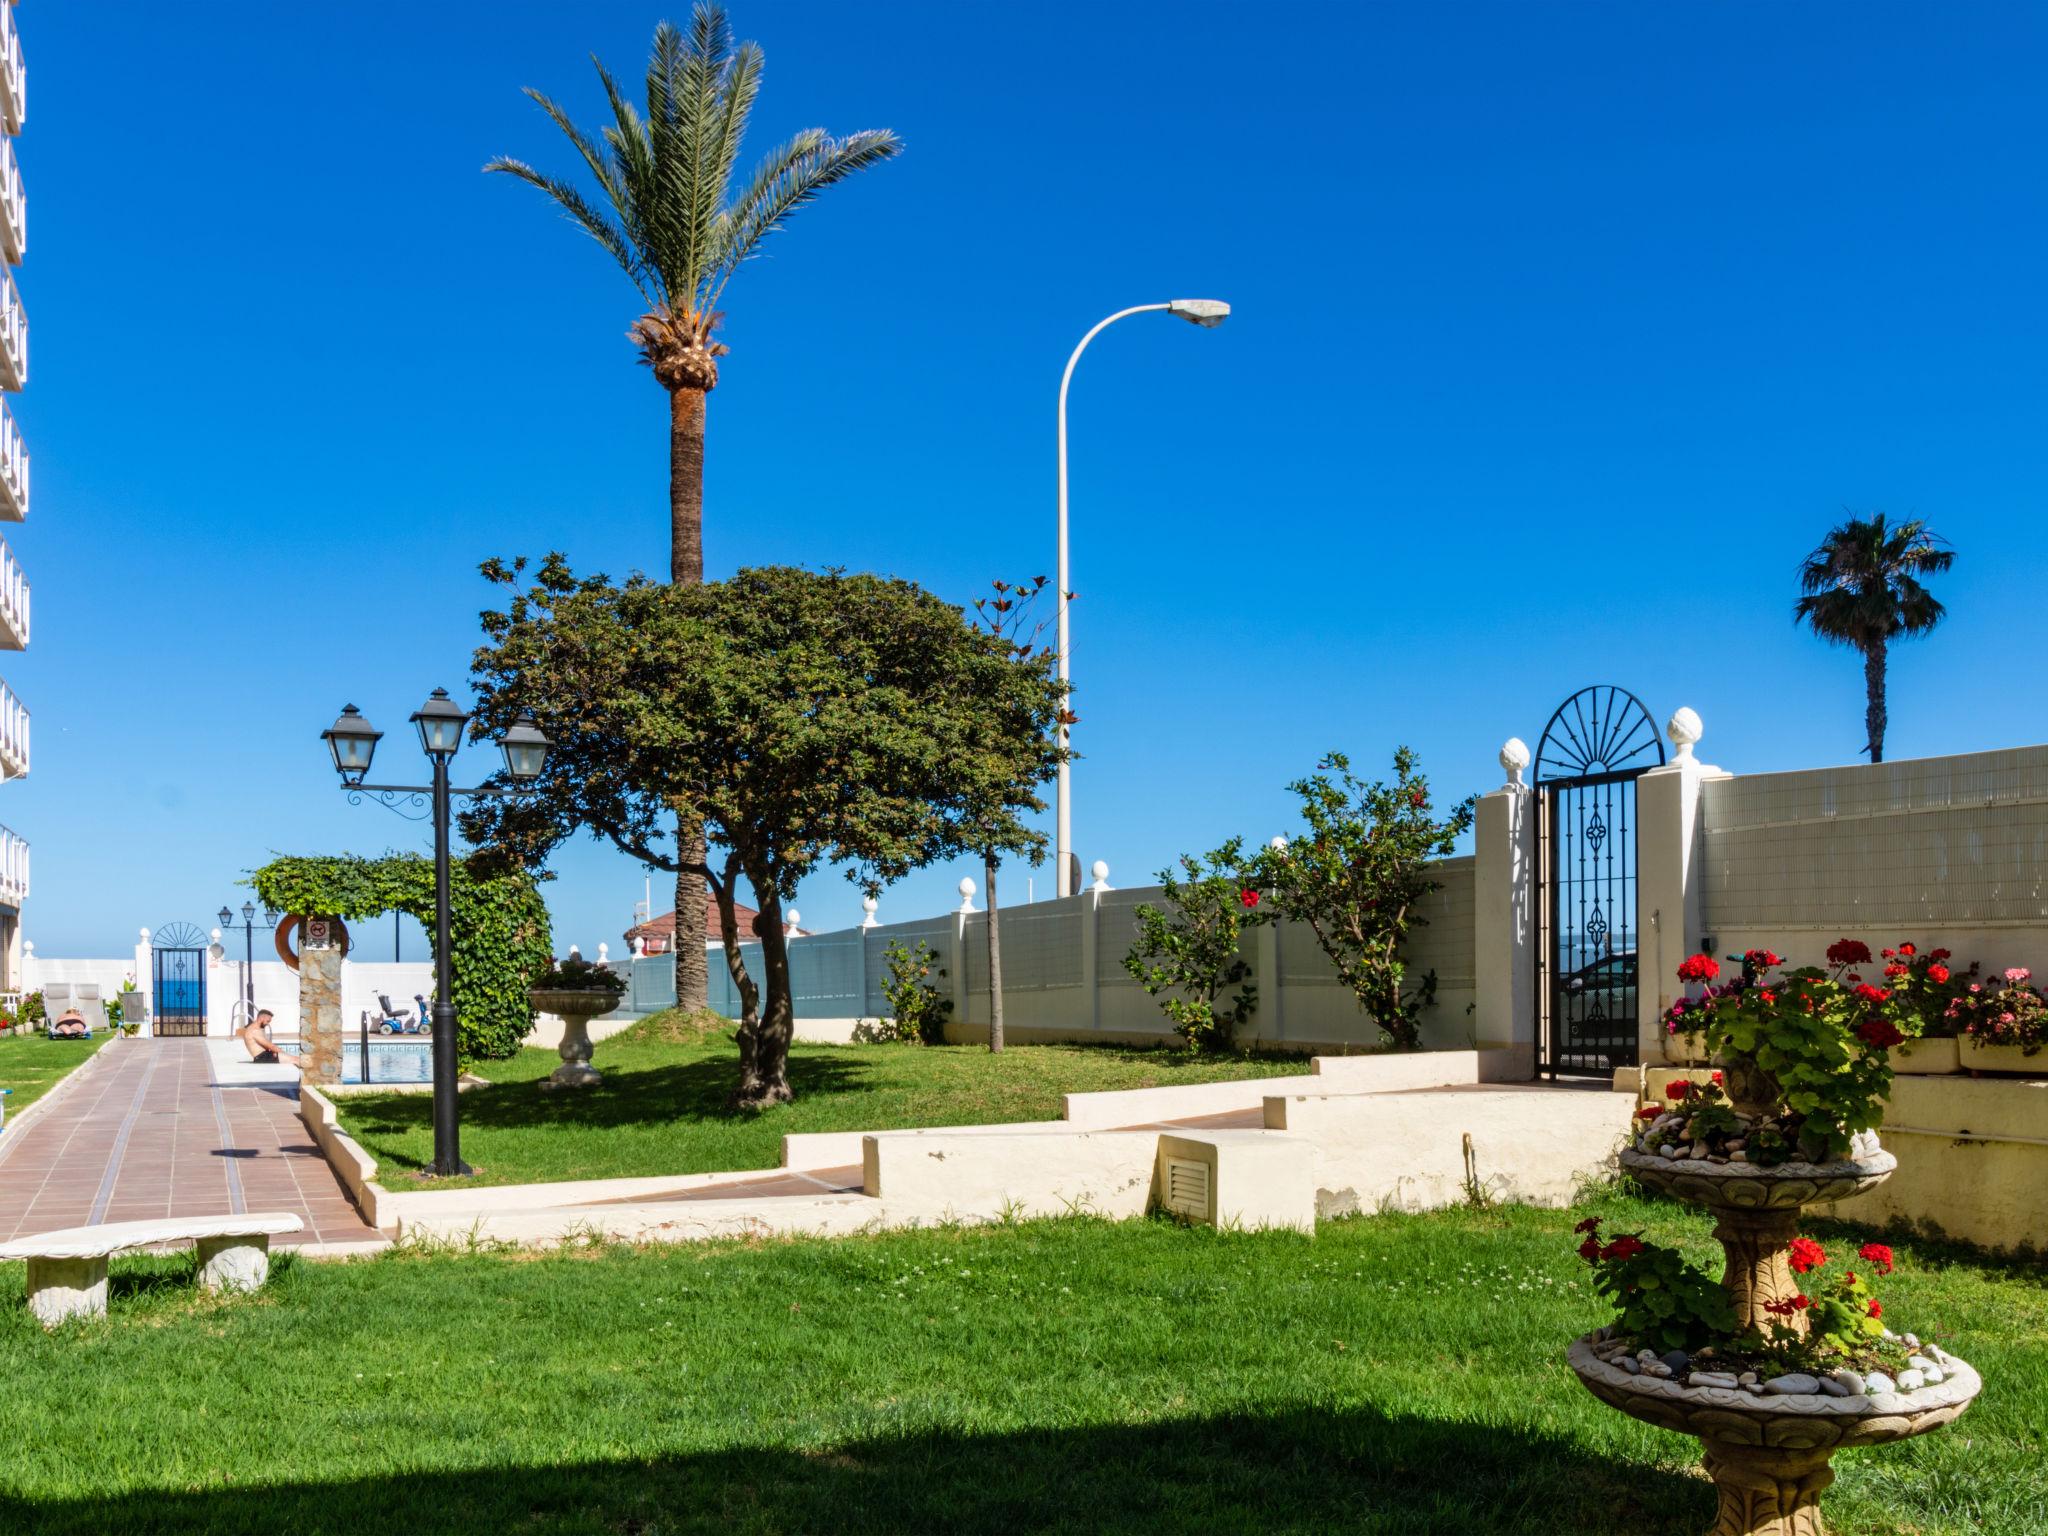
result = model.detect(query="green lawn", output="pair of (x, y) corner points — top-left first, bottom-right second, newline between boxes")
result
(0, 1030), (109, 1118)
(0, 1191), (2037, 1535)
(335, 1013), (1314, 1187)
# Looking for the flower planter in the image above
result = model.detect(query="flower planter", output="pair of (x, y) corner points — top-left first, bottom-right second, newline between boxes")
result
(1890, 1037), (1959, 1075)
(528, 987), (623, 1090)
(1961, 1038), (2048, 1077)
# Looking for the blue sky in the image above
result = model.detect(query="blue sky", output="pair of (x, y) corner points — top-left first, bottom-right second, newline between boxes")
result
(14, 2), (2048, 957)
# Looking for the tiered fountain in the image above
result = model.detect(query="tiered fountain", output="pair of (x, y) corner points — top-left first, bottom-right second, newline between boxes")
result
(1567, 963), (1982, 1535)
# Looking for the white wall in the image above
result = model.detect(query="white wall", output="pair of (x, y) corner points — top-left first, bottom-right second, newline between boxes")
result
(24, 951), (435, 1037)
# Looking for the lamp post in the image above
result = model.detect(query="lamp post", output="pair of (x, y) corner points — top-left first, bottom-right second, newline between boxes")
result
(322, 692), (550, 1176)
(216, 900), (275, 1029)
(1055, 298), (1230, 896)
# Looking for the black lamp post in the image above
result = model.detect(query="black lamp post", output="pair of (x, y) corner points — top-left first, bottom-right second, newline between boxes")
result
(321, 691), (549, 1176)
(217, 900), (275, 1028)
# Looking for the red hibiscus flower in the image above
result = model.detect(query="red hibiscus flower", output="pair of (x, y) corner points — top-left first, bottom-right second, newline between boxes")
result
(1787, 1237), (1827, 1274)
(1677, 954), (1720, 984)
(1828, 939), (1874, 966)
(1599, 1236), (1644, 1263)
(1856, 1017), (1905, 1050)
(1238, 889), (1260, 909)
(1857, 1242), (1895, 1275)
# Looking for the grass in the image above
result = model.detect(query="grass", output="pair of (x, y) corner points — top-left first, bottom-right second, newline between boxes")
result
(0, 1029), (109, 1117)
(334, 1011), (1315, 1187)
(0, 1189), (2037, 1535)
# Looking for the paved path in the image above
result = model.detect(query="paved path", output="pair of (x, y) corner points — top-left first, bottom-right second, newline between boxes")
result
(0, 1038), (382, 1247)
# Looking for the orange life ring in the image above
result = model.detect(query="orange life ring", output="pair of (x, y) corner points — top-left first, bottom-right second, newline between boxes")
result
(275, 914), (352, 971)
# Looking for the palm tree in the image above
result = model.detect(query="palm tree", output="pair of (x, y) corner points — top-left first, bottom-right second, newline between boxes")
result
(489, 7), (899, 1007)
(1794, 514), (1954, 763)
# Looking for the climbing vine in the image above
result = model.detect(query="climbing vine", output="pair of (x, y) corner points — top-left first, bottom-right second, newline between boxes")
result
(248, 852), (553, 1062)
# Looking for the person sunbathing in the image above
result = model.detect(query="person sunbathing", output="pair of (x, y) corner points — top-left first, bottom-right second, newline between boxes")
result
(238, 1010), (305, 1068)
(50, 1007), (89, 1038)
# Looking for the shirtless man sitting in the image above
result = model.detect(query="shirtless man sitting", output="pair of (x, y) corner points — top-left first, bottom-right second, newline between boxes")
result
(238, 1010), (305, 1069)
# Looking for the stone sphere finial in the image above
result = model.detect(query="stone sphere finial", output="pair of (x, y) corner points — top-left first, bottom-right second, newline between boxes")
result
(1090, 860), (1112, 892)
(140, 926), (151, 941)
(957, 876), (977, 913)
(860, 894), (879, 930)
(786, 909), (801, 933)
(1668, 707), (1703, 764)
(1500, 737), (1531, 789)
(597, 942), (610, 964)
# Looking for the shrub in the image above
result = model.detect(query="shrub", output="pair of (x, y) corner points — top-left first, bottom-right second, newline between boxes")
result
(1948, 968), (2048, 1055)
(865, 941), (952, 1045)
(533, 954), (626, 994)
(1573, 1217), (1734, 1353)
(19, 990), (42, 1023)
(1124, 839), (1265, 1053)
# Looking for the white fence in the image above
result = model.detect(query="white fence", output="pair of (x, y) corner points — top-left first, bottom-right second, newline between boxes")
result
(23, 951), (434, 1038)
(621, 857), (1481, 1052)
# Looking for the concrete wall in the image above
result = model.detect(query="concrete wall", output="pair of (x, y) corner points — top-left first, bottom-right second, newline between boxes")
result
(615, 862), (1481, 1053)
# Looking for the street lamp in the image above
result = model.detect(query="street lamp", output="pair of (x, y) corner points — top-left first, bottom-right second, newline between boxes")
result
(1054, 298), (1230, 896)
(321, 691), (550, 1175)
(218, 900), (274, 1029)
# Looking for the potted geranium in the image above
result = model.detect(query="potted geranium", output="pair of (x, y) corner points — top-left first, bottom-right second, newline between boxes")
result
(1875, 943), (1975, 1075)
(1948, 967), (2048, 1075)
(528, 954), (627, 1090)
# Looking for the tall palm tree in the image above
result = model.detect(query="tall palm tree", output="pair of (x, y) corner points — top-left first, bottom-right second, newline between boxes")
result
(1794, 513), (1954, 764)
(489, 7), (899, 1007)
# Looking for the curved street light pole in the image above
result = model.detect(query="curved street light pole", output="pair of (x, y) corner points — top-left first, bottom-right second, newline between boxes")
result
(1055, 299), (1230, 896)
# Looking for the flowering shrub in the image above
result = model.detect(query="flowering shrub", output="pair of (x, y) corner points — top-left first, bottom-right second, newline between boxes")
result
(1873, 944), (1979, 1039)
(1948, 968), (2048, 1056)
(1757, 1235), (1894, 1366)
(1662, 944), (1894, 1163)
(1124, 839), (1266, 1053)
(1573, 1217), (1734, 1352)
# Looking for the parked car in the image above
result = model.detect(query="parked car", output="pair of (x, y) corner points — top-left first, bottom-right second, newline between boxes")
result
(1561, 952), (1638, 1047)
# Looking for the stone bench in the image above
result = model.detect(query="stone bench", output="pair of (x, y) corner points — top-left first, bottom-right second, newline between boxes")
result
(0, 1212), (305, 1327)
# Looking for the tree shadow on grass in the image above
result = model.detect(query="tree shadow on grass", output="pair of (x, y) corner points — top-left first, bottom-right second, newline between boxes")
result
(2, 1401), (1708, 1536)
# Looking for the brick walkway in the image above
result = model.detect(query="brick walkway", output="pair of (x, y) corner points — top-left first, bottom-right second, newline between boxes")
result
(0, 1038), (382, 1247)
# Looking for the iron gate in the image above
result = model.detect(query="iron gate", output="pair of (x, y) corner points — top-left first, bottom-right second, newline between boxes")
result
(1533, 687), (1665, 1077)
(151, 921), (210, 1037)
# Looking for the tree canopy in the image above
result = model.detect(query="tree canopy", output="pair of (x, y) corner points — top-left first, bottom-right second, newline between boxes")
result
(464, 558), (1065, 1105)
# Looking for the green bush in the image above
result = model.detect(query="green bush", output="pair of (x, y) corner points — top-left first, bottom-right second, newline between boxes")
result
(864, 941), (952, 1045)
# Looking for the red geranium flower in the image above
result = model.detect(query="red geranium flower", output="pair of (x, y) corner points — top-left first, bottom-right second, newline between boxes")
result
(1853, 983), (1889, 1005)
(1882, 948), (1896, 960)
(1856, 1017), (1905, 1050)
(1578, 1235), (1602, 1264)
(1898, 943), (1916, 957)
(1759, 989), (1777, 1005)
(1930, 948), (1952, 962)
(1828, 939), (1874, 966)
(1574, 1217), (1602, 1233)
(1677, 953), (1721, 984)
(1927, 964), (1951, 985)
(1711, 1071), (1724, 1085)
(1787, 1237), (1827, 1274)
(1600, 1236), (1644, 1263)
(1665, 1081), (1689, 1100)
(1238, 889), (1259, 909)
(1884, 964), (1909, 979)
(1867, 1300), (1882, 1318)
(1857, 1242), (1894, 1275)
(1635, 1104), (1661, 1120)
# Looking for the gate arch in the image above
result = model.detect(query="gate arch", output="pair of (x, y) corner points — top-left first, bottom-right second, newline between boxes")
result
(151, 921), (210, 1037)
(1533, 687), (1664, 1077)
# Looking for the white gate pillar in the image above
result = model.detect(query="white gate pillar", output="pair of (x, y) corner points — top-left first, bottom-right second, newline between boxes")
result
(1473, 739), (1537, 1079)
(1634, 708), (1728, 1064)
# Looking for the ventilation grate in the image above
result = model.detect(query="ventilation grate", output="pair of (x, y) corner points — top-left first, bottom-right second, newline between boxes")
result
(1163, 1155), (1212, 1220)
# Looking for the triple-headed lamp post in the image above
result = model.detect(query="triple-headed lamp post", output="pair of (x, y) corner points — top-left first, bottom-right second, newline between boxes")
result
(321, 690), (550, 1176)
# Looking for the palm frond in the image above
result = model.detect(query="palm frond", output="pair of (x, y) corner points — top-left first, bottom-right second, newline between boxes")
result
(594, 57), (665, 303)
(483, 158), (653, 303)
(695, 39), (762, 301)
(708, 128), (902, 305)
(515, 87), (627, 218)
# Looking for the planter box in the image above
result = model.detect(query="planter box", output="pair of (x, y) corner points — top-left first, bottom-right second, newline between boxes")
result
(1962, 1039), (2048, 1077)
(1893, 1037), (1960, 1075)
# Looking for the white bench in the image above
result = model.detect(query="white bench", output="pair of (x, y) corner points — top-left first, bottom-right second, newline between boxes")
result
(0, 1212), (305, 1326)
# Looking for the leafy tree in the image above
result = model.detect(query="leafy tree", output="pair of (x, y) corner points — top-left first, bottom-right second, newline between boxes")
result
(464, 559), (1063, 1107)
(488, 6), (901, 1009)
(1793, 513), (1954, 763)
(1254, 749), (1473, 1050)
(1124, 839), (1268, 1053)
(964, 575), (1066, 1053)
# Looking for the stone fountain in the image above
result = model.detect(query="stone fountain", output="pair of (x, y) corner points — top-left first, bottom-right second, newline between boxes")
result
(1568, 1099), (1980, 1534)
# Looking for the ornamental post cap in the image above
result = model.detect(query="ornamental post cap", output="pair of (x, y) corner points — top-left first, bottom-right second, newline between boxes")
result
(957, 877), (977, 913)
(1500, 737), (1531, 787)
(1090, 860), (1112, 892)
(1668, 707), (1703, 763)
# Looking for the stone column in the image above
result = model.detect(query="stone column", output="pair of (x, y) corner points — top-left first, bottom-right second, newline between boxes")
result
(297, 917), (344, 1086)
(1473, 738), (1537, 1077)
(1634, 709), (1729, 1063)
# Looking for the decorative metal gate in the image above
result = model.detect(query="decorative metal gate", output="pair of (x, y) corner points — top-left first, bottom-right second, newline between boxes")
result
(1533, 687), (1665, 1077)
(151, 921), (210, 1037)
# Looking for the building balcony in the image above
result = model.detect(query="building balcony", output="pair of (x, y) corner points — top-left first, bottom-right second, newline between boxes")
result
(0, 265), (24, 392)
(0, 397), (24, 522)
(0, 4), (22, 137)
(0, 675), (27, 779)
(0, 823), (27, 906)
(0, 540), (27, 651)
(0, 135), (23, 265)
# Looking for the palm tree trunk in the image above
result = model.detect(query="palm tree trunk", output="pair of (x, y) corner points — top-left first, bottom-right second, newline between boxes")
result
(669, 385), (706, 585)
(668, 382), (710, 1011)
(1863, 643), (1888, 763)
(985, 854), (1004, 1054)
